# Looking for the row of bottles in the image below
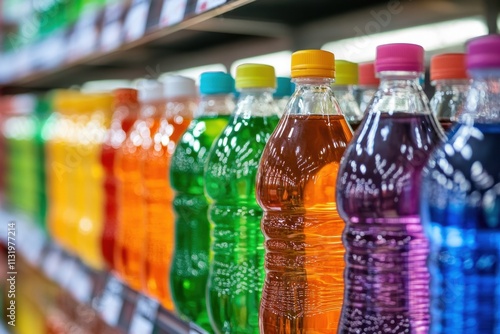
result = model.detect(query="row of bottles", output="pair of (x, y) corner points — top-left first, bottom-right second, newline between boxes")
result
(1, 35), (498, 334)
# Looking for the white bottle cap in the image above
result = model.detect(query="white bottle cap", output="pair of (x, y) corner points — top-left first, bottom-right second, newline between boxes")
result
(161, 75), (197, 99)
(136, 79), (164, 102)
(81, 80), (132, 93)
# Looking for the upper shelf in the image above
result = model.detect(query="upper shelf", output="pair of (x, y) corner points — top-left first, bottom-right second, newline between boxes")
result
(0, 0), (486, 93)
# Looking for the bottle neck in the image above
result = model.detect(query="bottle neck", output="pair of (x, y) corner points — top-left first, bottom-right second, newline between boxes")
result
(461, 68), (500, 124)
(370, 71), (430, 114)
(235, 88), (278, 117)
(197, 93), (234, 118)
(288, 77), (341, 116)
(433, 79), (469, 92)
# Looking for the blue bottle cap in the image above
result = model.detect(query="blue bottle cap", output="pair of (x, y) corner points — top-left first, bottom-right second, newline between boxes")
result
(199, 72), (235, 95)
(274, 77), (293, 98)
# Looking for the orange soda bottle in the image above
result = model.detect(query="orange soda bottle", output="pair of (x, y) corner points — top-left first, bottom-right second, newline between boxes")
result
(142, 75), (196, 309)
(115, 80), (164, 290)
(256, 50), (352, 333)
(101, 88), (140, 271)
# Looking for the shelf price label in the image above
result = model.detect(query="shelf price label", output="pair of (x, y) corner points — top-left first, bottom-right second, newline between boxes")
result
(95, 275), (125, 327)
(159, 0), (188, 27)
(68, 10), (100, 60)
(124, 0), (152, 42)
(67, 263), (93, 304)
(41, 244), (63, 281)
(195, 0), (227, 14)
(128, 295), (159, 334)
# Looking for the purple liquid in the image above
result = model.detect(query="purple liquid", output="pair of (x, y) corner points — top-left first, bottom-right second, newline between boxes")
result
(336, 112), (443, 334)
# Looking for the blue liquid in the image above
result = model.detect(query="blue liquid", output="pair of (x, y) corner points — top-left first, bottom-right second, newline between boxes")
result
(421, 123), (500, 333)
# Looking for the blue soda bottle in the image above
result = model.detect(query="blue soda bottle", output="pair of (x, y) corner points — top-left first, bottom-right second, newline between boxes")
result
(421, 34), (500, 333)
(336, 43), (444, 333)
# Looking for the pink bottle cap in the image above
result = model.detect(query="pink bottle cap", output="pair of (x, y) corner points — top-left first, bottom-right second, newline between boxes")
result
(375, 43), (424, 73)
(466, 34), (500, 69)
(358, 62), (380, 86)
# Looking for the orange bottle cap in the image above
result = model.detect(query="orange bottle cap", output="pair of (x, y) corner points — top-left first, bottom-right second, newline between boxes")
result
(358, 62), (380, 86)
(113, 88), (138, 105)
(430, 53), (468, 82)
(291, 50), (335, 78)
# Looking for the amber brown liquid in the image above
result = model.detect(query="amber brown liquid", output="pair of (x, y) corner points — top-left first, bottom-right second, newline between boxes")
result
(257, 114), (353, 333)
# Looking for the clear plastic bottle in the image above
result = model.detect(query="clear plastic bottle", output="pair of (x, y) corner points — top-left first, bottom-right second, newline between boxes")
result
(142, 75), (195, 309)
(332, 60), (363, 131)
(421, 34), (500, 334)
(356, 61), (380, 113)
(336, 43), (444, 333)
(101, 88), (140, 271)
(429, 53), (469, 132)
(257, 49), (353, 333)
(204, 63), (279, 334)
(273, 76), (294, 116)
(115, 80), (164, 290)
(170, 71), (235, 331)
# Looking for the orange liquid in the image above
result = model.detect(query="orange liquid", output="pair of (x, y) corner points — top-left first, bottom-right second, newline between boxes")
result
(142, 111), (191, 309)
(114, 110), (156, 290)
(257, 114), (352, 333)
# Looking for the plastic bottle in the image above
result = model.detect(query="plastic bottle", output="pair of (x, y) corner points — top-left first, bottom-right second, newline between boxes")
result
(332, 60), (363, 131)
(356, 61), (380, 113)
(74, 92), (114, 270)
(205, 63), (279, 334)
(170, 71), (235, 331)
(101, 88), (140, 271)
(257, 49), (353, 333)
(429, 53), (469, 133)
(115, 80), (164, 290)
(142, 75), (196, 309)
(274, 76), (294, 115)
(421, 34), (500, 334)
(43, 90), (79, 250)
(336, 43), (444, 333)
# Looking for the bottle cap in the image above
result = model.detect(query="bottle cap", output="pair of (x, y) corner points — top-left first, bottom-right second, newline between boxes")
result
(235, 64), (276, 90)
(358, 62), (380, 86)
(375, 43), (424, 73)
(291, 50), (335, 78)
(274, 77), (293, 97)
(200, 72), (235, 95)
(136, 79), (164, 102)
(466, 34), (500, 69)
(430, 53), (467, 81)
(113, 88), (138, 105)
(333, 60), (358, 85)
(162, 75), (197, 99)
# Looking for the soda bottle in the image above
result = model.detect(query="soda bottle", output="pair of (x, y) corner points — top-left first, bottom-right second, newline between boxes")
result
(336, 43), (444, 333)
(421, 34), (500, 333)
(332, 60), (363, 131)
(170, 71), (235, 331)
(142, 75), (196, 309)
(257, 50), (353, 333)
(205, 63), (279, 334)
(429, 53), (469, 132)
(356, 61), (379, 112)
(43, 90), (79, 250)
(115, 80), (164, 290)
(101, 88), (140, 270)
(74, 93), (114, 270)
(274, 77), (293, 115)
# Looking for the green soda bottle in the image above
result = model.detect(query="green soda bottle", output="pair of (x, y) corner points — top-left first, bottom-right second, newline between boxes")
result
(204, 64), (280, 334)
(170, 71), (235, 332)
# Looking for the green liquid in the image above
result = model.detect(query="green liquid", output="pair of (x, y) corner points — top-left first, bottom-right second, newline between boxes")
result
(170, 115), (230, 332)
(204, 114), (278, 334)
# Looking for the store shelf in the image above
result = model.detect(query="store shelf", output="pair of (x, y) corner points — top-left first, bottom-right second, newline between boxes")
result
(0, 208), (207, 334)
(0, 0), (485, 93)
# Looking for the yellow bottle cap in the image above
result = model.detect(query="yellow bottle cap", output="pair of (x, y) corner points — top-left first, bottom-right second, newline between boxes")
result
(235, 63), (276, 90)
(52, 90), (80, 113)
(291, 50), (335, 78)
(334, 60), (358, 85)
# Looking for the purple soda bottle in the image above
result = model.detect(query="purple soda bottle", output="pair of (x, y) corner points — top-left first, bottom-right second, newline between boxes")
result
(336, 43), (445, 333)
